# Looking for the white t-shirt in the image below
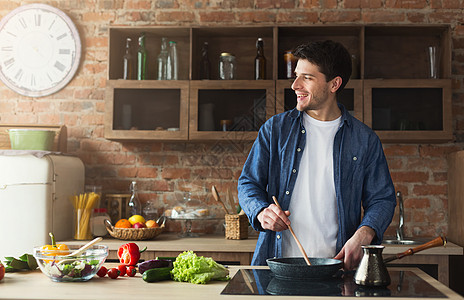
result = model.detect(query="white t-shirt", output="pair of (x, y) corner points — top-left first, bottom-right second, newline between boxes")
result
(282, 112), (341, 258)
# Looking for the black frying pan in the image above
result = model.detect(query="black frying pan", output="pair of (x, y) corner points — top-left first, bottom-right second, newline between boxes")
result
(267, 257), (343, 280)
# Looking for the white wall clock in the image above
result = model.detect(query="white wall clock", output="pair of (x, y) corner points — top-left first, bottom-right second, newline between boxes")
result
(0, 3), (81, 97)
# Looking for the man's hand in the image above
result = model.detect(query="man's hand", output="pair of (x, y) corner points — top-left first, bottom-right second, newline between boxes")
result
(257, 204), (291, 231)
(333, 226), (375, 270)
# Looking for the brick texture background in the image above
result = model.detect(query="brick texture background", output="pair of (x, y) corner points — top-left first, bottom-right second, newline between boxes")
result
(1, 0), (463, 237)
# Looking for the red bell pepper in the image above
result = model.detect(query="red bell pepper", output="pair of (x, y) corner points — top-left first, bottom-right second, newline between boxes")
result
(117, 243), (147, 266)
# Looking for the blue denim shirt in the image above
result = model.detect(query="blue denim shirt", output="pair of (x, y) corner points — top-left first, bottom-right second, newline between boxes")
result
(238, 104), (396, 266)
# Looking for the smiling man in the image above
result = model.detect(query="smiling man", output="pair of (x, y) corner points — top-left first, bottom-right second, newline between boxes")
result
(238, 40), (396, 270)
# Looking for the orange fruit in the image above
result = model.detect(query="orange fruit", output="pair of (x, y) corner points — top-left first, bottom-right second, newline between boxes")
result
(145, 220), (159, 228)
(115, 219), (132, 228)
(128, 215), (145, 225)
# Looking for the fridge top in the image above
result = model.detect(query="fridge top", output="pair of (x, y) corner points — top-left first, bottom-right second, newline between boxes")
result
(0, 153), (83, 185)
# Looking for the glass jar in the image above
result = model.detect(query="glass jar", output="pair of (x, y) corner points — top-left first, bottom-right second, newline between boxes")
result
(219, 53), (236, 80)
(143, 201), (158, 221)
(91, 208), (110, 237)
(283, 50), (297, 79)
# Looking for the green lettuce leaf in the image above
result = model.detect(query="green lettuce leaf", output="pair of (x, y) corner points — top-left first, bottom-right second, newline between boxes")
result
(171, 251), (229, 284)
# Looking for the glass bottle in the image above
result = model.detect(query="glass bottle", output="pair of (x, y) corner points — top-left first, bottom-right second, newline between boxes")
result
(200, 42), (211, 80)
(254, 38), (266, 80)
(137, 33), (147, 80)
(219, 53), (236, 80)
(123, 37), (134, 80)
(167, 41), (178, 80)
(157, 37), (168, 80)
(127, 181), (142, 217)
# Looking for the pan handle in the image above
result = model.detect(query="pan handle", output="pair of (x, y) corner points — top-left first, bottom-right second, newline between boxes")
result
(383, 236), (446, 264)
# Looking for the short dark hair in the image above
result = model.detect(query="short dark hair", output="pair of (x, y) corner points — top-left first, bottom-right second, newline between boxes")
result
(292, 40), (352, 94)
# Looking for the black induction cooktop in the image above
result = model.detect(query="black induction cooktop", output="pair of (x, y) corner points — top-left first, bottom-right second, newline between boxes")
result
(221, 269), (446, 297)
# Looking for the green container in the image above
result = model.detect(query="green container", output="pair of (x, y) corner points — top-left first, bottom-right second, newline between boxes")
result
(8, 129), (55, 151)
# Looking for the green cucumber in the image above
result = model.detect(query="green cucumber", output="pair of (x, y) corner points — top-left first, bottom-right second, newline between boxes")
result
(142, 266), (173, 282)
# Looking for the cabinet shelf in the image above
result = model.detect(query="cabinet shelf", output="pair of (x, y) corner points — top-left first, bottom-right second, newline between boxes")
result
(104, 80), (189, 140)
(189, 80), (275, 141)
(105, 25), (452, 143)
(363, 79), (452, 143)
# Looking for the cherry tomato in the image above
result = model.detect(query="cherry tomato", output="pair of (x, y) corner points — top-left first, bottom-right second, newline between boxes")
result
(108, 268), (120, 279)
(117, 264), (126, 276)
(96, 266), (108, 277)
(126, 265), (136, 277)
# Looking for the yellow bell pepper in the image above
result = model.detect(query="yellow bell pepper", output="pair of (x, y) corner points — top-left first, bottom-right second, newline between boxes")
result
(41, 232), (69, 263)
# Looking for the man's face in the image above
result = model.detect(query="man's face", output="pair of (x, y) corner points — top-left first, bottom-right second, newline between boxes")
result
(291, 59), (331, 113)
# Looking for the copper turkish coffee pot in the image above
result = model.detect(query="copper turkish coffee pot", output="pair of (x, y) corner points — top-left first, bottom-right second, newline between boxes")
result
(354, 236), (447, 287)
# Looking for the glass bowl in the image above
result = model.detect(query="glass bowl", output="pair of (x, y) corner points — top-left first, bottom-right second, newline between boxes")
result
(33, 244), (108, 282)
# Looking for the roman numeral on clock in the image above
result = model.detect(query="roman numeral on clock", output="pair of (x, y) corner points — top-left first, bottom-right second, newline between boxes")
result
(19, 17), (27, 29)
(14, 68), (23, 81)
(34, 14), (41, 26)
(54, 61), (66, 72)
(4, 57), (15, 69)
(56, 33), (67, 40)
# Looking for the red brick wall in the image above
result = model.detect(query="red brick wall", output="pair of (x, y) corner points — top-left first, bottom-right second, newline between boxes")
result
(1, 0), (463, 237)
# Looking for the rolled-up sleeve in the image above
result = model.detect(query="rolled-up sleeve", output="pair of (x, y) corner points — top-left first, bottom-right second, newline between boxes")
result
(358, 136), (396, 244)
(238, 119), (273, 231)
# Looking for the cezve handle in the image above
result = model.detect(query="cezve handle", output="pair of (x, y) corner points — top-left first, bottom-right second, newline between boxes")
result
(383, 236), (447, 263)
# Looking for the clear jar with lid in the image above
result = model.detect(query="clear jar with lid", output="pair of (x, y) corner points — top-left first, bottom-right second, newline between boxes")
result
(219, 53), (236, 80)
(283, 50), (297, 79)
(91, 208), (110, 237)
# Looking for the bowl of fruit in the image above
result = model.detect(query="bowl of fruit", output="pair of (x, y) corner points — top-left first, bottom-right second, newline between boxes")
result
(105, 215), (165, 240)
(33, 243), (108, 282)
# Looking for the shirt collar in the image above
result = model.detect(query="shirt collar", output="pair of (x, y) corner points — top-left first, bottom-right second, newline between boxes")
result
(288, 102), (352, 128)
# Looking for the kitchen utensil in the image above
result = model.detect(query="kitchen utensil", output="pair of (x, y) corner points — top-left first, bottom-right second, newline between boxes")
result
(63, 237), (103, 257)
(227, 188), (236, 213)
(354, 245), (391, 287)
(354, 236), (446, 287)
(267, 257), (342, 280)
(212, 185), (230, 214)
(272, 196), (311, 265)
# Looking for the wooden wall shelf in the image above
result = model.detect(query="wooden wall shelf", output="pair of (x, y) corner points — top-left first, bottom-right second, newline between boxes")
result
(105, 25), (452, 143)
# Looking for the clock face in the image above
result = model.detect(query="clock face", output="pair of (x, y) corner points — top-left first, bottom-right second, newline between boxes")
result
(0, 4), (81, 97)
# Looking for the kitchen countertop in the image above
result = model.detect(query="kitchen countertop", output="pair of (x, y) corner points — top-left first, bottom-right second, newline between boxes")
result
(0, 265), (462, 300)
(64, 234), (462, 287)
(64, 233), (463, 256)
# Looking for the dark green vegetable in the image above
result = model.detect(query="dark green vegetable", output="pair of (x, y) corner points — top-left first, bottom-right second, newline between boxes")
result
(138, 259), (172, 274)
(142, 266), (173, 282)
(3, 254), (37, 272)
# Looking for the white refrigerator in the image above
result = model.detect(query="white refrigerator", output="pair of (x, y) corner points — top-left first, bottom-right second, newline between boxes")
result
(0, 153), (85, 258)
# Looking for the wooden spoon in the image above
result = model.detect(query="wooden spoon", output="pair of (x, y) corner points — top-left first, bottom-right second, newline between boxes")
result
(63, 237), (103, 257)
(212, 185), (230, 214)
(272, 196), (311, 265)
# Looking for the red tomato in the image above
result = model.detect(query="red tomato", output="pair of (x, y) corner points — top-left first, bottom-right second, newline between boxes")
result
(117, 264), (126, 276)
(0, 262), (5, 281)
(96, 266), (107, 277)
(108, 268), (120, 279)
(126, 265), (136, 277)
